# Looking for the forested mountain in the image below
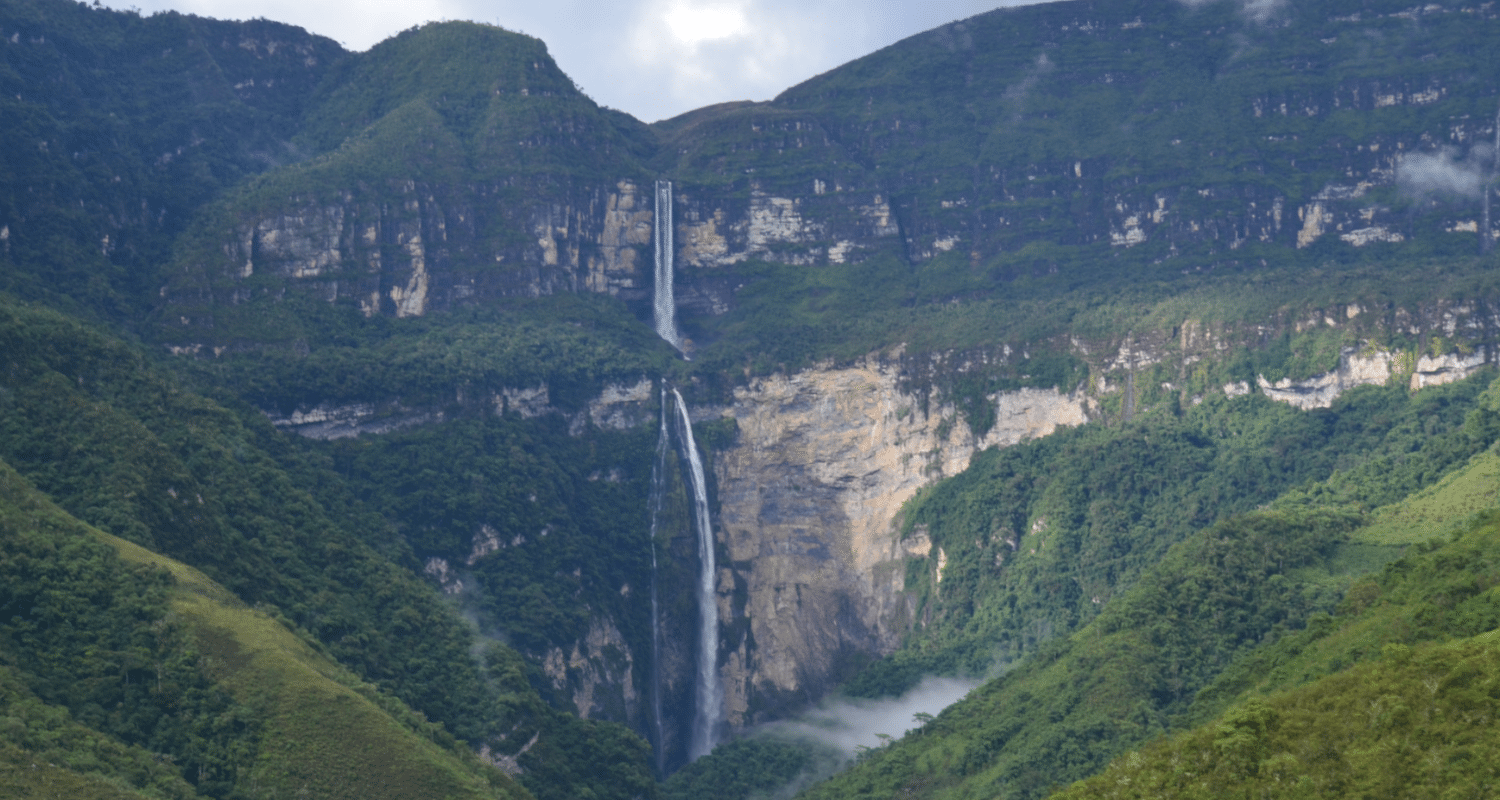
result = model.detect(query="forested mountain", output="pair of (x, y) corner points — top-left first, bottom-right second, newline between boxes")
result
(3, 0), (1500, 797)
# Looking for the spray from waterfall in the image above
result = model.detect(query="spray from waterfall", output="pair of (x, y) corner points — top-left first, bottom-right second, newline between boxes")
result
(654, 180), (684, 351)
(648, 392), (670, 775)
(671, 387), (721, 759)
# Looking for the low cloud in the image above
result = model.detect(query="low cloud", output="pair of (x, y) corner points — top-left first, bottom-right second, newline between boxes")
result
(762, 676), (980, 758)
(1174, 0), (1288, 24)
(723, 676), (980, 799)
(1396, 147), (1491, 200)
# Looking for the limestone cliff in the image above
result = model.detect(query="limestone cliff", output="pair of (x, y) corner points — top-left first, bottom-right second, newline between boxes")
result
(699, 295), (1498, 727)
(710, 360), (1088, 725)
(187, 179), (655, 322)
(259, 297), (1497, 738)
(159, 0), (1500, 339)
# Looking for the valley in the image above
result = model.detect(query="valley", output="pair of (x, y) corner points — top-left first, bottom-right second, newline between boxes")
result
(3, 0), (1500, 796)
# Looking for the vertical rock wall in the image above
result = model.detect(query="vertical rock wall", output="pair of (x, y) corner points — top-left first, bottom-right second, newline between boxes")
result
(710, 358), (1089, 725)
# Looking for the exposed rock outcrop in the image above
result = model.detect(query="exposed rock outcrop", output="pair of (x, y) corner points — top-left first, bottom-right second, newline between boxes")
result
(1257, 349), (1397, 410)
(711, 358), (1089, 724)
(266, 377), (656, 439)
(1412, 349), (1490, 389)
(266, 401), (437, 439)
(542, 616), (640, 722)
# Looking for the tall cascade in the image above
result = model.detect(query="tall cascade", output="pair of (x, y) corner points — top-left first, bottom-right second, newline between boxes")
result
(653, 180), (683, 351)
(647, 395), (670, 775)
(648, 179), (721, 764)
(671, 387), (720, 759)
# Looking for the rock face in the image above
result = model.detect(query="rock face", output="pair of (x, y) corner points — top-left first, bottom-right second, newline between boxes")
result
(267, 378), (656, 439)
(203, 179), (655, 321)
(1256, 349), (1398, 410)
(711, 358), (1089, 725)
(1413, 349), (1490, 389)
(541, 617), (640, 723)
(262, 305), (1497, 739)
(160, 0), (1500, 338)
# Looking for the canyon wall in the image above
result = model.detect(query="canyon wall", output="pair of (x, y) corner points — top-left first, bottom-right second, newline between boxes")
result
(262, 295), (1498, 738)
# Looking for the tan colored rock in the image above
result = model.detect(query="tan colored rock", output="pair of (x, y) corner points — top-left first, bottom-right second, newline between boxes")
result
(1297, 201), (1330, 248)
(542, 616), (639, 722)
(390, 232), (428, 317)
(590, 182), (653, 293)
(713, 358), (1088, 726)
(1257, 348), (1393, 409)
(1411, 348), (1488, 389)
(678, 209), (741, 268)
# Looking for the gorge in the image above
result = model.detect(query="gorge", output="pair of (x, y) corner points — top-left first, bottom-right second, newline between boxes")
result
(4, 0), (1500, 798)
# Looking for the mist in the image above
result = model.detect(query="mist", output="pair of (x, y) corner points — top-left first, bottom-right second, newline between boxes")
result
(1174, 0), (1288, 24)
(696, 676), (980, 800)
(764, 676), (980, 757)
(1396, 146), (1490, 200)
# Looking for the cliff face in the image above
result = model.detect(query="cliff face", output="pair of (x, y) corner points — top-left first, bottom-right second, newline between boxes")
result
(710, 361), (1088, 724)
(697, 292), (1498, 727)
(179, 177), (654, 323)
(258, 289), (1496, 739)
(156, 0), (1500, 344)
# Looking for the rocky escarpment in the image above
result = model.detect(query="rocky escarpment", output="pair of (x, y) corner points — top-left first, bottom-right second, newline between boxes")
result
(158, 0), (1500, 339)
(709, 360), (1088, 725)
(703, 300), (1496, 726)
(259, 294), (1498, 741)
(173, 177), (655, 325)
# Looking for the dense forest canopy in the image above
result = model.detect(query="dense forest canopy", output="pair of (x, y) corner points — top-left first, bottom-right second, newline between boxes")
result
(3, 0), (1500, 797)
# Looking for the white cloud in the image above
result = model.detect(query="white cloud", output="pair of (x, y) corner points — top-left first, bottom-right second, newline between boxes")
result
(664, 0), (751, 45)
(760, 675), (980, 758)
(1397, 147), (1491, 199)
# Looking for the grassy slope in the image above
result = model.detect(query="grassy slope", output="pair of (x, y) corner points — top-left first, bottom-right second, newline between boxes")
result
(796, 376), (1500, 800)
(0, 296), (660, 800)
(0, 459), (527, 800)
(0, 741), (161, 800)
(99, 530), (525, 800)
(0, 665), (190, 800)
(1053, 471), (1500, 799)
(1355, 449), (1500, 547)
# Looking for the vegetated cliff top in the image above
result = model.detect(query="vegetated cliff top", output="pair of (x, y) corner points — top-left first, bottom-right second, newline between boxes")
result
(658, 0), (1500, 213)
(8, 0), (1500, 357)
(293, 20), (658, 179)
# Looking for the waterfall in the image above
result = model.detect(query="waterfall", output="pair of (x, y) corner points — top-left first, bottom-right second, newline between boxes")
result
(647, 392), (670, 775)
(671, 387), (721, 759)
(649, 177), (719, 763)
(654, 180), (683, 351)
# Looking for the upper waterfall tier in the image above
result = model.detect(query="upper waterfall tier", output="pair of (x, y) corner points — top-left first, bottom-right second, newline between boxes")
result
(653, 180), (683, 353)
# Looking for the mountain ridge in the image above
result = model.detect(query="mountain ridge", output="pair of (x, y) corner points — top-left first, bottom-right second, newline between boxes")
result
(5, 0), (1500, 796)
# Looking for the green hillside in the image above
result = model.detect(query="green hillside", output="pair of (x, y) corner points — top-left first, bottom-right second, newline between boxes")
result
(0, 296), (656, 800)
(670, 375), (1499, 800)
(1052, 466), (1500, 798)
(0, 455), (530, 799)
(5, 0), (1500, 796)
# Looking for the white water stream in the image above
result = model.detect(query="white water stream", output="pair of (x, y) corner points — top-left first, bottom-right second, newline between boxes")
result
(653, 180), (683, 351)
(671, 388), (721, 759)
(648, 393), (670, 774)
(649, 179), (720, 763)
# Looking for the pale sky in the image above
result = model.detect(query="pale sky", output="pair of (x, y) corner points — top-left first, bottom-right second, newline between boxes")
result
(99, 0), (1035, 122)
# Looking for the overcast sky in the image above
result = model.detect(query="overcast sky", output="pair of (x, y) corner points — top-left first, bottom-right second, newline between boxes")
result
(99, 0), (1038, 122)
